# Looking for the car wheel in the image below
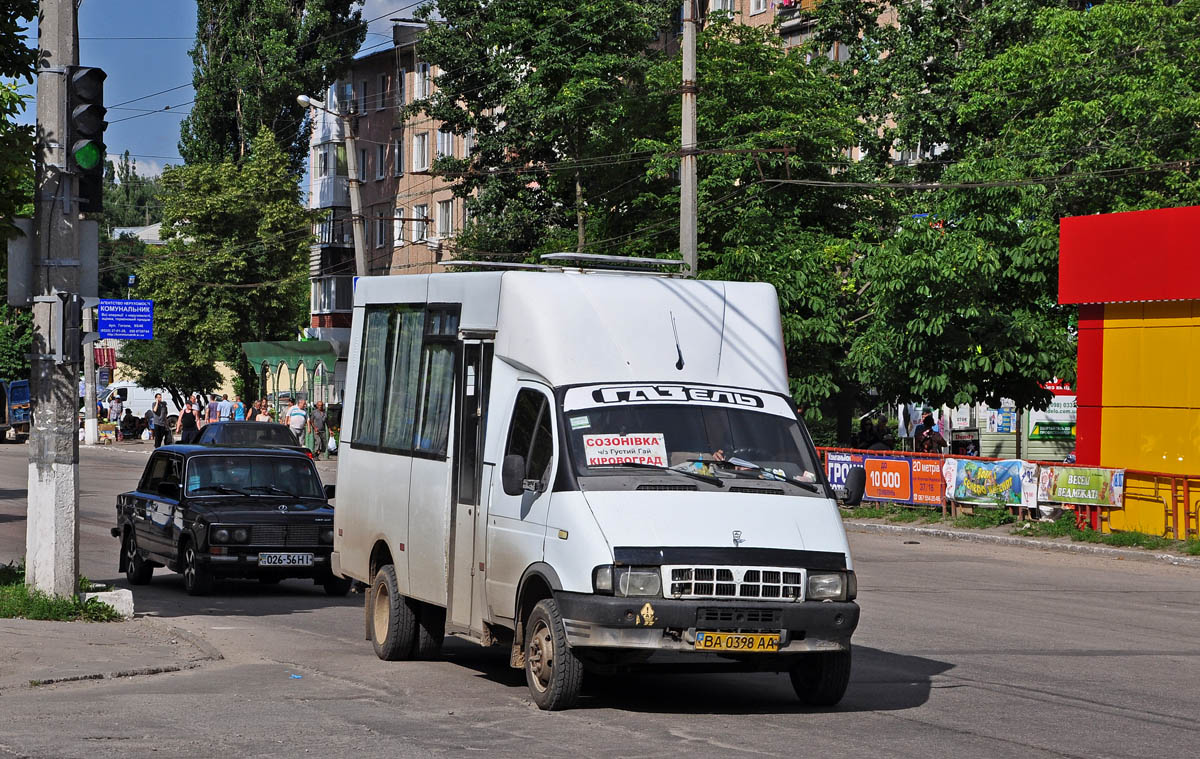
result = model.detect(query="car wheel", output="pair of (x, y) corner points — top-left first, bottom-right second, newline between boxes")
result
(524, 598), (584, 711)
(412, 601), (445, 660)
(123, 530), (153, 585)
(323, 574), (353, 597)
(789, 649), (852, 707)
(369, 564), (416, 661)
(181, 541), (213, 596)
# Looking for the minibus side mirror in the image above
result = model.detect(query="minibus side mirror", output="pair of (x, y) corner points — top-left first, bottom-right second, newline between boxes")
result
(843, 467), (866, 506)
(502, 454), (525, 496)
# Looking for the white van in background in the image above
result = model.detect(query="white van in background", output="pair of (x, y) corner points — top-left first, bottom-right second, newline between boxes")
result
(333, 262), (867, 710)
(99, 381), (183, 423)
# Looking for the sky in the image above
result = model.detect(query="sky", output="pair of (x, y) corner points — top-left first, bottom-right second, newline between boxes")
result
(16, 0), (407, 178)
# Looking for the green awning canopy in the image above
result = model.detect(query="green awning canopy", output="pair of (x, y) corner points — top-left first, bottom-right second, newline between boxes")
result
(242, 341), (338, 377)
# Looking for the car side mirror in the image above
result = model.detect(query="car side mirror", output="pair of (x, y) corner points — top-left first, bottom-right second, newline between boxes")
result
(156, 480), (180, 500)
(843, 467), (866, 506)
(502, 454), (525, 496)
(324, 484), (336, 500)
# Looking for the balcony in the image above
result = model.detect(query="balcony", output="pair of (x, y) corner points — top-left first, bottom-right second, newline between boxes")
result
(311, 175), (350, 209)
(310, 275), (354, 315)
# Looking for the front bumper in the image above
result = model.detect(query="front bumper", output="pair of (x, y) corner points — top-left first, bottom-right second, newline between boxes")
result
(554, 591), (858, 653)
(200, 548), (333, 578)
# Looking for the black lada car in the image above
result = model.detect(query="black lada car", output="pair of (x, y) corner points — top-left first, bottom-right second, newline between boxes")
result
(112, 445), (350, 596)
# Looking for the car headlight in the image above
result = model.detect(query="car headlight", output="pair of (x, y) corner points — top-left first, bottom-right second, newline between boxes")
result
(320, 528), (334, 544)
(807, 572), (856, 601)
(211, 527), (230, 544)
(232, 528), (249, 543)
(592, 565), (661, 597)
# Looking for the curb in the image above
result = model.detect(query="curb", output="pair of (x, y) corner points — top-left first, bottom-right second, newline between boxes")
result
(145, 618), (225, 663)
(844, 521), (1200, 568)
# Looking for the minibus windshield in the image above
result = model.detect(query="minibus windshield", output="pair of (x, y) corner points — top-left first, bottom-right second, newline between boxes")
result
(563, 401), (823, 494)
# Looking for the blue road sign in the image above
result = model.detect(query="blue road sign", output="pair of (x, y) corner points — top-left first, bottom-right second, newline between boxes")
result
(98, 299), (154, 340)
(127, 274), (136, 285)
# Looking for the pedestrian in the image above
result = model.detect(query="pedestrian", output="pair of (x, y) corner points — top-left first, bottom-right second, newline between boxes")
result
(109, 394), (124, 441)
(233, 395), (246, 421)
(150, 392), (170, 449)
(256, 401), (272, 422)
(309, 401), (327, 460)
(120, 408), (137, 439)
(217, 393), (233, 422)
(286, 398), (307, 443)
(176, 400), (201, 444)
(915, 415), (946, 454)
(205, 393), (221, 426)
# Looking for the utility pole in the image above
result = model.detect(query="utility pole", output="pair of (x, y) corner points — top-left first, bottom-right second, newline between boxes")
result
(27, 0), (80, 597)
(680, 0), (699, 277)
(342, 110), (368, 277)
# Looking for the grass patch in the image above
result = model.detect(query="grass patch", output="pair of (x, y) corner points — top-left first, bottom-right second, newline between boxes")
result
(0, 562), (122, 622)
(953, 506), (1016, 530)
(1013, 515), (1198, 555)
(840, 503), (941, 523)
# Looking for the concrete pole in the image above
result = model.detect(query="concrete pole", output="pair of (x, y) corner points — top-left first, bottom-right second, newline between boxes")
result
(680, 0), (698, 277)
(27, 0), (80, 598)
(83, 308), (97, 444)
(342, 113), (368, 277)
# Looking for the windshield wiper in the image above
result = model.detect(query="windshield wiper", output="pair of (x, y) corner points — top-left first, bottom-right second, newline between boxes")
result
(244, 484), (299, 497)
(192, 485), (250, 496)
(591, 462), (723, 487)
(693, 458), (822, 493)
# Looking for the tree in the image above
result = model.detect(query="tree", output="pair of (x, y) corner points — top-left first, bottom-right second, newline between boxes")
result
(415, 0), (677, 255)
(120, 128), (312, 399)
(809, 0), (1200, 412)
(97, 152), (165, 299)
(180, 0), (364, 173)
(0, 0), (37, 382)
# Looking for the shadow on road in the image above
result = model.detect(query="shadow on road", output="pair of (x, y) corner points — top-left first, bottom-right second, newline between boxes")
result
(0, 513), (25, 524)
(440, 640), (953, 714)
(92, 571), (363, 619)
(0, 488), (26, 502)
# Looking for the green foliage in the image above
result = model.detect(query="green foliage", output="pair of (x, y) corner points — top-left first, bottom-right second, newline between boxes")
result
(180, 0), (365, 173)
(953, 506), (1017, 529)
(121, 128), (312, 399)
(809, 0), (1200, 412)
(97, 152), (165, 299)
(0, 0), (35, 239)
(416, 0), (677, 255)
(0, 562), (122, 622)
(1015, 513), (1189, 552)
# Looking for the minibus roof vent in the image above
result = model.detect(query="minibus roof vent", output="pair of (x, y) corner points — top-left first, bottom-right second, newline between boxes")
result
(539, 252), (687, 275)
(440, 259), (558, 272)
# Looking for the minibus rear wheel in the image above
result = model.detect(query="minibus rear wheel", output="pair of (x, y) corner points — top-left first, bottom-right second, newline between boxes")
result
(524, 598), (584, 710)
(370, 564), (416, 660)
(789, 649), (852, 706)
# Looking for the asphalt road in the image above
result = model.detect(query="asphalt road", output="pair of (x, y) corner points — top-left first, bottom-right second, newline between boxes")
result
(2, 442), (1199, 758)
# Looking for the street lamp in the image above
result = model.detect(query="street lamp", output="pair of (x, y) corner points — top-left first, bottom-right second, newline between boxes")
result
(297, 93), (367, 278)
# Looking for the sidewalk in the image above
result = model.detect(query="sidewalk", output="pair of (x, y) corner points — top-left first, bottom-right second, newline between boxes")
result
(0, 616), (221, 691)
(844, 519), (1200, 568)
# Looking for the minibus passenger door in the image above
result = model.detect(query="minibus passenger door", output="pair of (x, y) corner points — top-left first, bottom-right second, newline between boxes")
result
(485, 384), (557, 622)
(449, 340), (492, 632)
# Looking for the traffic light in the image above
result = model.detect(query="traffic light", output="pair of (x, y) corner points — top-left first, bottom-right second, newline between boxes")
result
(66, 66), (106, 214)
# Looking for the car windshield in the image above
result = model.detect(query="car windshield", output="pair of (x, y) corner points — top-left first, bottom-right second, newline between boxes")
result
(184, 455), (322, 498)
(210, 424), (297, 446)
(562, 395), (823, 495)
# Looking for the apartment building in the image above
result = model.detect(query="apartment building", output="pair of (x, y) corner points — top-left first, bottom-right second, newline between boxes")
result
(304, 24), (470, 393)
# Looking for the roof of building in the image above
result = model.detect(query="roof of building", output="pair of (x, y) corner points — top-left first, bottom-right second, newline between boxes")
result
(110, 222), (165, 246)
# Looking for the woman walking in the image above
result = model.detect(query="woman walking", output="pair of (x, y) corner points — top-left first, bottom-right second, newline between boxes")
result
(176, 400), (201, 444)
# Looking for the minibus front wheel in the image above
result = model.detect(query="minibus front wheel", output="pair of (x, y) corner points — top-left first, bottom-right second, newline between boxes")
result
(524, 598), (584, 710)
(789, 648), (852, 706)
(370, 564), (416, 660)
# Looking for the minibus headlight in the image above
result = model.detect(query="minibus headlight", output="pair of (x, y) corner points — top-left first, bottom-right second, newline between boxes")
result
(592, 565), (662, 597)
(617, 567), (662, 597)
(807, 572), (847, 601)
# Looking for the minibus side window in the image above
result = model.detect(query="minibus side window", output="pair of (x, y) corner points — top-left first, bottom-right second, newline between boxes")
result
(505, 389), (554, 485)
(381, 309), (424, 450)
(413, 344), (455, 455)
(353, 308), (393, 447)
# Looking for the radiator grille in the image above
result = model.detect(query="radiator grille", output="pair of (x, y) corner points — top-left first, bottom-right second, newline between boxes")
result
(697, 607), (783, 626)
(666, 565), (805, 601)
(250, 524), (320, 546)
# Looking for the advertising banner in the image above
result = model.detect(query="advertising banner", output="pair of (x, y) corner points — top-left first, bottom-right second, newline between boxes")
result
(1038, 466), (1124, 508)
(987, 410), (1017, 434)
(943, 459), (1037, 508)
(826, 451), (943, 506)
(1029, 395), (1077, 440)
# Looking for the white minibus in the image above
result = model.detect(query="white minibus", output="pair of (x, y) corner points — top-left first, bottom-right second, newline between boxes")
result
(333, 265), (866, 710)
